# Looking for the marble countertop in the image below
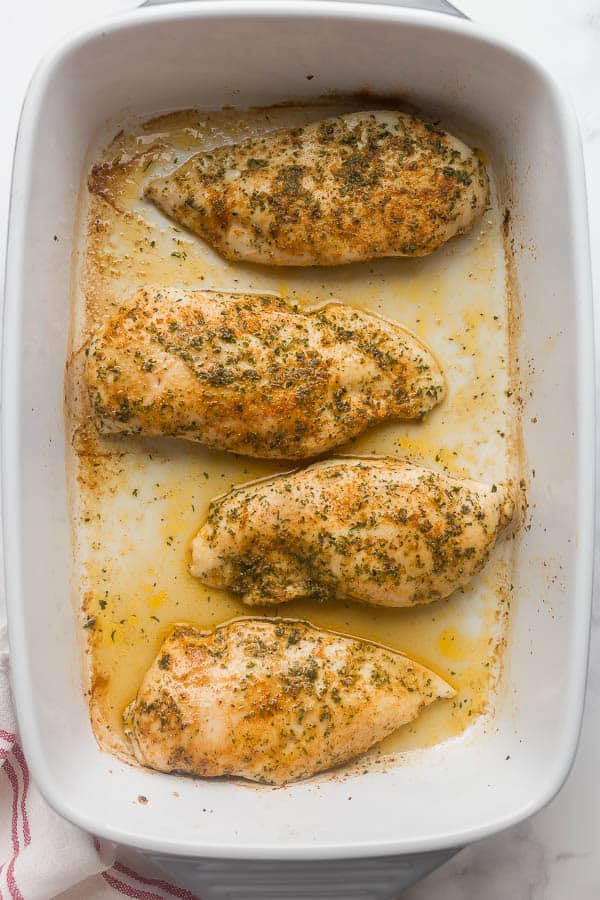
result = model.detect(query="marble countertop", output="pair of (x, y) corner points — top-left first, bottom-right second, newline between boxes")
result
(2, 1), (599, 896)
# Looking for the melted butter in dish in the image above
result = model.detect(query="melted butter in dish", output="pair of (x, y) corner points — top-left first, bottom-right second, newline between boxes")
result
(71, 101), (521, 766)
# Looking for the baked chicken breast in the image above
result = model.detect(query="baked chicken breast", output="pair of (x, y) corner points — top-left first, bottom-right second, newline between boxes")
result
(145, 110), (488, 266)
(124, 618), (454, 784)
(191, 457), (514, 607)
(85, 288), (445, 458)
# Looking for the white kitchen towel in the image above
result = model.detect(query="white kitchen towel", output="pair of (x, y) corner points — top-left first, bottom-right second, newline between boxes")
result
(0, 625), (199, 900)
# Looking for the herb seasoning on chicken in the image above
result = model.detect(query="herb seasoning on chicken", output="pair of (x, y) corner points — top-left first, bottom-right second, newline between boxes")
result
(124, 618), (454, 784)
(191, 457), (514, 607)
(145, 110), (488, 266)
(85, 288), (445, 458)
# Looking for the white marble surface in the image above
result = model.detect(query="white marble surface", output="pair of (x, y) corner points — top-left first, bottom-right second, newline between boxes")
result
(2, 1), (599, 897)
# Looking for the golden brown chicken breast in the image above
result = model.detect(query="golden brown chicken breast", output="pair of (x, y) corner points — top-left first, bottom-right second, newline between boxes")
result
(145, 110), (488, 266)
(191, 457), (514, 607)
(85, 289), (445, 458)
(124, 618), (454, 784)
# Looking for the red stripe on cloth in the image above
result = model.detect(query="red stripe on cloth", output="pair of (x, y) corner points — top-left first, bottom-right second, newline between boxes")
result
(114, 862), (199, 900)
(0, 730), (16, 743)
(3, 760), (20, 854)
(5, 864), (23, 900)
(103, 871), (168, 900)
(10, 747), (30, 846)
(3, 759), (24, 900)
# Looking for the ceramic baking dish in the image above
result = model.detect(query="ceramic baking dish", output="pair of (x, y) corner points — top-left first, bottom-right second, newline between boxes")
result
(2, 0), (594, 881)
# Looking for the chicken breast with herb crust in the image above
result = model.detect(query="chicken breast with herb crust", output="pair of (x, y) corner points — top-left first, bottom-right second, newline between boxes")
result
(191, 457), (514, 607)
(145, 110), (488, 266)
(85, 289), (445, 458)
(124, 618), (454, 784)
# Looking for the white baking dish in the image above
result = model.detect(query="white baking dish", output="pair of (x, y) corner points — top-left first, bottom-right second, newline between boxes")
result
(2, 0), (594, 876)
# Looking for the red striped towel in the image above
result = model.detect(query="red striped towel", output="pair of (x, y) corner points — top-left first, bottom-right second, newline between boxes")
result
(0, 628), (199, 900)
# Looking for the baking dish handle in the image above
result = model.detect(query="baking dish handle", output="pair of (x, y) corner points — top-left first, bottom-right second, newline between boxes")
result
(142, 0), (468, 18)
